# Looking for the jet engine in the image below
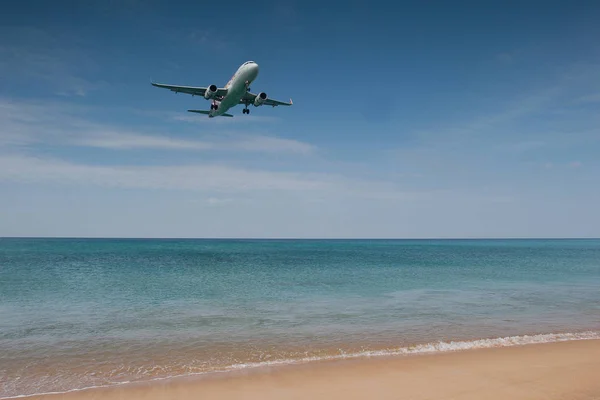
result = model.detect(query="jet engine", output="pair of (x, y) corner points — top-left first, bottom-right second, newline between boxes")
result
(204, 84), (218, 99)
(253, 92), (267, 107)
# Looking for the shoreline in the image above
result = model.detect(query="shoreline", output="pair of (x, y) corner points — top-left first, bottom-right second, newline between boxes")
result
(22, 339), (600, 400)
(7, 332), (600, 400)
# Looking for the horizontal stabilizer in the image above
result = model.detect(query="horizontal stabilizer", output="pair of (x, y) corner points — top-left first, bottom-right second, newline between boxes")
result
(187, 109), (233, 117)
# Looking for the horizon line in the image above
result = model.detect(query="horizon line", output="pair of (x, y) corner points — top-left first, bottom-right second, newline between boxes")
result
(1, 236), (599, 240)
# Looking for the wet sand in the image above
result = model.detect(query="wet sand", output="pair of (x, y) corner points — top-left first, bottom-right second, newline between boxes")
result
(28, 339), (600, 400)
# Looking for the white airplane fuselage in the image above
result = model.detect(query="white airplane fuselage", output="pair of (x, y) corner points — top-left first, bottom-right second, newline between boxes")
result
(210, 61), (259, 117)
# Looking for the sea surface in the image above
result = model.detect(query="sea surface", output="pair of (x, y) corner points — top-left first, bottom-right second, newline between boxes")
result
(1, 238), (599, 398)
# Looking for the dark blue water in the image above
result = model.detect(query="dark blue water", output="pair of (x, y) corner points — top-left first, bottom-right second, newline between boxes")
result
(1, 239), (599, 397)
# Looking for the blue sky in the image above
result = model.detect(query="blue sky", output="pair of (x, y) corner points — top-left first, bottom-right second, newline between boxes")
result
(1, 0), (599, 238)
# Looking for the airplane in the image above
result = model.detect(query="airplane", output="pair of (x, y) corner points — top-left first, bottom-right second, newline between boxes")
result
(151, 61), (292, 118)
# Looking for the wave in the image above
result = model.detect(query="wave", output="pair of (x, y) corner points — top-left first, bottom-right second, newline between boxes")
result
(3, 330), (599, 399)
(206, 330), (600, 371)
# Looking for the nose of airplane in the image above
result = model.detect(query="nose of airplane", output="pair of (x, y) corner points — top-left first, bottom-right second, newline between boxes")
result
(249, 62), (259, 79)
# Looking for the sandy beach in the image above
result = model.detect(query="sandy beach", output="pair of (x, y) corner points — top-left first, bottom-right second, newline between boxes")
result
(26, 339), (600, 400)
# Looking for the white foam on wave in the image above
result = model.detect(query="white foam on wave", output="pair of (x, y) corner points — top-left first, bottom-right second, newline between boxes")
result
(3, 330), (599, 399)
(217, 330), (600, 369)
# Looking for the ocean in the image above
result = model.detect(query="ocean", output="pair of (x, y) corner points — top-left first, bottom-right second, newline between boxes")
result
(1, 238), (599, 398)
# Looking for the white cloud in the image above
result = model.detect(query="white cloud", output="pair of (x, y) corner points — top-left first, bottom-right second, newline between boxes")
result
(464, 86), (561, 132)
(0, 153), (427, 205)
(415, 62), (600, 147)
(73, 131), (316, 154)
(228, 134), (315, 155)
(387, 62), (600, 186)
(72, 132), (214, 150)
(171, 112), (281, 124)
(0, 98), (315, 154)
(0, 153), (327, 192)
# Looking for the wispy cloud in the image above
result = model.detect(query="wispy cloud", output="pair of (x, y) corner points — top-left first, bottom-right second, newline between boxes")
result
(462, 86), (562, 134)
(0, 98), (429, 206)
(397, 62), (600, 172)
(0, 26), (106, 97)
(0, 96), (413, 199)
(72, 131), (316, 154)
(0, 153), (326, 192)
(411, 86), (563, 148)
(0, 152), (424, 204)
(171, 112), (282, 124)
(0, 98), (315, 155)
(206, 197), (234, 205)
(382, 62), (600, 191)
(417, 62), (600, 145)
(72, 132), (214, 150)
(228, 134), (315, 155)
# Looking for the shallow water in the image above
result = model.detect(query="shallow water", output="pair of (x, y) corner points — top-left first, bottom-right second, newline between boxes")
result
(1, 238), (599, 398)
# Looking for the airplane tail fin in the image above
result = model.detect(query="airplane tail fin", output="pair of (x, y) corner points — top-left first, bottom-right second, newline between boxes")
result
(187, 109), (233, 118)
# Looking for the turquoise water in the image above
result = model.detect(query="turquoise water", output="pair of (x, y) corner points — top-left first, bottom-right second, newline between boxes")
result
(1, 239), (599, 397)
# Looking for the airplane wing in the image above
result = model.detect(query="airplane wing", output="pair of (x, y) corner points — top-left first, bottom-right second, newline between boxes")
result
(241, 91), (293, 107)
(151, 82), (228, 98)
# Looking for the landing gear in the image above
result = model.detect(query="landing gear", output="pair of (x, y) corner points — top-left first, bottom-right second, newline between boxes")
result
(242, 108), (250, 114)
(210, 103), (219, 110)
